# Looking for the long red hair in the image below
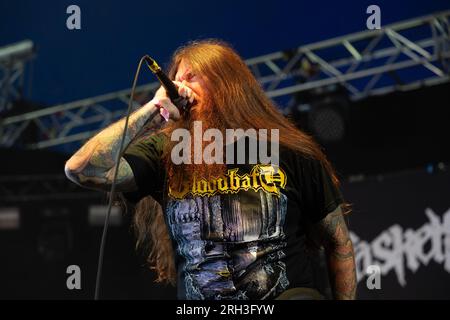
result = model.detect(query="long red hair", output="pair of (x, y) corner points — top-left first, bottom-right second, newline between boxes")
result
(131, 39), (346, 285)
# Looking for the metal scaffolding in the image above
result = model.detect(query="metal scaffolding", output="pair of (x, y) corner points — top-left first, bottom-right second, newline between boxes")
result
(1, 11), (449, 150)
(0, 40), (35, 114)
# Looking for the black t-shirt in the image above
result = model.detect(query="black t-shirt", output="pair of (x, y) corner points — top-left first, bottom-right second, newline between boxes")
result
(122, 133), (344, 300)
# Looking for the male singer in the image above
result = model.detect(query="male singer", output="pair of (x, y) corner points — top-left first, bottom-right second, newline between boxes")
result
(65, 39), (356, 300)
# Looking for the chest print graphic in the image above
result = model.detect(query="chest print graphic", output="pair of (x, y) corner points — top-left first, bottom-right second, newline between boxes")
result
(166, 187), (290, 300)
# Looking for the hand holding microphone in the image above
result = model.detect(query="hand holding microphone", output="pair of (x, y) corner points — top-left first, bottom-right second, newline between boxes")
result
(149, 79), (197, 121)
(144, 56), (195, 120)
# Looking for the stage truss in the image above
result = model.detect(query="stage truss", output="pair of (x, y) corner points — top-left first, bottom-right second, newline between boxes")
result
(0, 40), (35, 114)
(0, 11), (449, 151)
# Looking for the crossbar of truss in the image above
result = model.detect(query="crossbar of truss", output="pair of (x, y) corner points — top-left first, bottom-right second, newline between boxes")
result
(1, 11), (449, 149)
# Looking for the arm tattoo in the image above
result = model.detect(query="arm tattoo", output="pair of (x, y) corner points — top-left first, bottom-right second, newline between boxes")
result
(75, 158), (136, 192)
(315, 206), (357, 300)
(65, 104), (161, 191)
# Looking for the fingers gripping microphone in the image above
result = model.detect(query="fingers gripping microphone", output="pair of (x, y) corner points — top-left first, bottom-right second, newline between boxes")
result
(144, 56), (190, 114)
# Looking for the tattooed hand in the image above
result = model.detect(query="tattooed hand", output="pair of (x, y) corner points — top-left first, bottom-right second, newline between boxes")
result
(313, 205), (357, 300)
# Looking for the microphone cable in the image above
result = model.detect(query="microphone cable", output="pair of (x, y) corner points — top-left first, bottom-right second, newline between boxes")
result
(94, 55), (154, 300)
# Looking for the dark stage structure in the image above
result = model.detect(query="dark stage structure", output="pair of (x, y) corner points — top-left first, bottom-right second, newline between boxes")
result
(0, 10), (449, 299)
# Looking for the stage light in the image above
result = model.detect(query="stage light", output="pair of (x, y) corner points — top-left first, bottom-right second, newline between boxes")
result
(0, 207), (20, 230)
(308, 95), (349, 144)
(309, 105), (345, 142)
(88, 205), (122, 227)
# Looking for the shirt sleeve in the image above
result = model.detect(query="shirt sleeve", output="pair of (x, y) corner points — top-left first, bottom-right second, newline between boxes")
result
(121, 133), (166, 204)
(299, 156), (344, 223)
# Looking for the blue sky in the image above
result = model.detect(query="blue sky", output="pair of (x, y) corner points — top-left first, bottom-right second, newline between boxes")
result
(1, 0), (449, 106)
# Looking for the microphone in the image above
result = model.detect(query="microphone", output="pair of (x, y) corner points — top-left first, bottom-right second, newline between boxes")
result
(144, 56), (190, 114)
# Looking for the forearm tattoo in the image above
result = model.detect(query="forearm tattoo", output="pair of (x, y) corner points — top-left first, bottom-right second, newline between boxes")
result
(316, 206), (357, 300)
(66, 105), (160, 191)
